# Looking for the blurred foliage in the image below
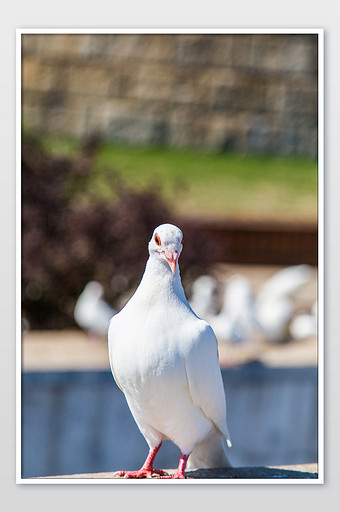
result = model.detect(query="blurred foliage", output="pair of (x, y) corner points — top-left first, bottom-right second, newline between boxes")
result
(40, 135), (318, 222)
(22, 133), (219, 329)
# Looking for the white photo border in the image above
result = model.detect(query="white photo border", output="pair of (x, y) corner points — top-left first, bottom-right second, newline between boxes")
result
(16, 27), (324, 485)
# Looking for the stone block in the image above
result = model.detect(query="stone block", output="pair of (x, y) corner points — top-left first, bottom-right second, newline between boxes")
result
(176, 34), (216, 66)
(75, 35), (108, 60)
(22, 34), (49, 57)
(211, 85), (238, 111)
(284, 87), (318, 116)
(22, 58), (41, 89)
(231, 35), (256, 68)
(104, 34), (147, 61)
(251, 35), (318, 75)
(131, 34), (179, 62)
(247, 115), (270, 153)
(176, 34), (233, 67)
(21, 34), (41, 56)
(22, 59), (68, 93)
(24, 35), (74, 59)
(282, 36), (318, 74)
(107, 115), (168, 145)
(214, 83), (267, 113)
(67, 65), (111, 96)
(265, 84), (287, 113)
(125, 74), (174, 103)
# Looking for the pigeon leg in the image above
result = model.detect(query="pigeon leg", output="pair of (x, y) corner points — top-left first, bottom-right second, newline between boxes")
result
(159, 452), (189, 479)
(116, 443), (168, 478)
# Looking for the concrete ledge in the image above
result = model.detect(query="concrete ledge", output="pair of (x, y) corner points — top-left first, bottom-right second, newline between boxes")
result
(35, 464), (318, 480)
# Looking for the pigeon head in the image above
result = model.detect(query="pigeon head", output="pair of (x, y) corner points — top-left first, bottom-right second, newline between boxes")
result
(84, 281), (104, 298)
(148, 224), (183, 274)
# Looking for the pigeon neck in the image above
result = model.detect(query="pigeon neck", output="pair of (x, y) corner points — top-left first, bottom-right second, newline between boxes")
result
(145, 254), (180, 279)
(139, 255), (186, 300)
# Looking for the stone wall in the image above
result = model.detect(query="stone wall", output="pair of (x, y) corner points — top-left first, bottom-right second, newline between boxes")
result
(22, 33), (318, 155)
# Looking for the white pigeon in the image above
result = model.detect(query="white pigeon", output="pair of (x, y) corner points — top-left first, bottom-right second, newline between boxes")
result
(189, 274), (218, 320)
(289, 313), (317, 340)
(74, 281), (116, 337)
(108, 224), (232, 479)
(256, 264), (313, 303)
(289, 300), (318, 340)
(210, 274), (256, 343)
(254, 265), (313, 344)
(255, 295), (294, 344)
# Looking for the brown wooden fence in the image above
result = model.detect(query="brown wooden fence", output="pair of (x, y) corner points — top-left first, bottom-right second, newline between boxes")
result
(197, 220), (318, 266)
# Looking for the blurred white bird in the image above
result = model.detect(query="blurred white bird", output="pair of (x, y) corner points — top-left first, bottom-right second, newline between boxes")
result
(255, 295), (294, 344)
(254, 265), (313, 344)
(210, 274), (256, 344)
(289, 313), (317, 340)
(189, 274), (218, 319)
(74, 281), (116, 337)
(289, 300), (317, 340)
(257, 264), (313, 303)
(108, 224), (232, 479)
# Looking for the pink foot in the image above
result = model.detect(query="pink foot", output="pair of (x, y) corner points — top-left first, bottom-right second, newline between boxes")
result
(159, 472), (186, 479)
(114, 443), (168, 479)
(159, 452), (189, 479)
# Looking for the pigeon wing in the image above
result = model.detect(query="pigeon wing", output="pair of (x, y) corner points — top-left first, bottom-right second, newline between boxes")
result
(184, 322), (232, 446)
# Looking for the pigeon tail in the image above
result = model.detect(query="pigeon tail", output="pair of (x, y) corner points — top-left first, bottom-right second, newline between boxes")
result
(187, 432), (232, 470)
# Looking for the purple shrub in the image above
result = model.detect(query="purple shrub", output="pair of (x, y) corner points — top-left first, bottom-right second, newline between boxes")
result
(22, 135), (218, 329)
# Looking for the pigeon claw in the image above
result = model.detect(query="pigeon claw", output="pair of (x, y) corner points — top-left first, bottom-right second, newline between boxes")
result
(117, 468), (168, 479)
(159, 452), (189, 479)
(159, 472), (186, 479)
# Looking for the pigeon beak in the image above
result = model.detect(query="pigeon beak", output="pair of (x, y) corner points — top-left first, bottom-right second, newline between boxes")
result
(164, 250), (178, 274)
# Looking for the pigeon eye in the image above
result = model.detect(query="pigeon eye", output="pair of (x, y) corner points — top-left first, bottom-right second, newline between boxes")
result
(154, 234), (161, 246)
